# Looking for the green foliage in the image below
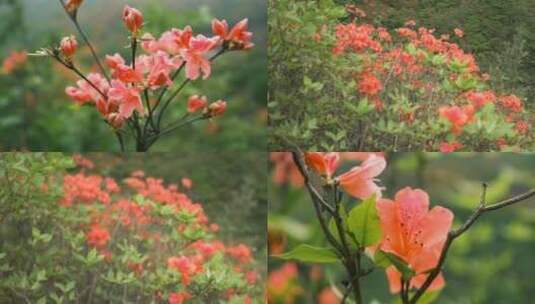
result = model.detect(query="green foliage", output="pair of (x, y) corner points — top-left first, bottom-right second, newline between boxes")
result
(346, 195), (381, 247)
(0, 153), (266, 303)
(269, 0), (533, 151)
(277, 244), (339, 263)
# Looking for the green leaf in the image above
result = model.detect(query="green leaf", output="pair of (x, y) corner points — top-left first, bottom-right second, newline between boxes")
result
(418, 290), (441, 304)
(372, 250), (392, 268)
(275, 244), (339, 263)
(347, 196), (382, 247)
(383, 251), (415, 279)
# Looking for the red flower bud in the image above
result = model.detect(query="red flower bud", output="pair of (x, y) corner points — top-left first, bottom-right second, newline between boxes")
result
(187, 95), (207, 113)
(122, 5), (144, 34)
(208, 100), (227, 117)
(64, 0), (84, 13)
(60, 35), (78, 58)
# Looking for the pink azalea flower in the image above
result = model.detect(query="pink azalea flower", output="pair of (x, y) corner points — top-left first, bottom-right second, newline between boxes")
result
(304, 152), (340, 180)
(105, 53), (125, 69)
(158, 27), (193, 55)
(212, 18), (254, 50)
(146, 51), (179, 89)
(110, 63), (144, 84)
(337, 154), (386, 199)
(376, 187), (454, 293)
(181, 35), (218, 80)
(65, 72), (109, 104)
(140, 33), (160, 53)
(108, 80), (144, 119)
(439, 141), (463, 153)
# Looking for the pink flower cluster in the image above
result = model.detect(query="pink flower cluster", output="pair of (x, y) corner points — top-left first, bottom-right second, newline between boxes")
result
(62, 5), (253, 129)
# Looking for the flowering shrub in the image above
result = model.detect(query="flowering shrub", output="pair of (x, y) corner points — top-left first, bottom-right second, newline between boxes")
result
(0, 154), (262, 303)
(269, 0), (533, 151)
(32, 1), (253, 151)
(270, 152), (535, 303)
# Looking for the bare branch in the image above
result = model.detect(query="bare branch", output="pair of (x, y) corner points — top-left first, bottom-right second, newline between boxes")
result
(410, 185), (535, 303)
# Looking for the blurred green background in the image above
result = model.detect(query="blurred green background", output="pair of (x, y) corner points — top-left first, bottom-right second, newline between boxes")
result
(0, 0), (266, 151)
(269, 153), (535, 303)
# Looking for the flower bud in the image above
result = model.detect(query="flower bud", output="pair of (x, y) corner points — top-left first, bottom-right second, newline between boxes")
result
(65, 0), (84, 14)
(208, 100), (227, 117)
(187, 95), (207, 113)
(60, 35), (78, 58)
(122, 5), (144, 34)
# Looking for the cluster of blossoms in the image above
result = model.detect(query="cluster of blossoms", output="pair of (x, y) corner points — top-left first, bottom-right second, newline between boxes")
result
(57, 155), (260, 303)
(267, 262), (358, 304)
(32, 1), (254, 151)
(271, 152), (454, 296)
(326, 12), (532, 151)
(58, 4), (251, 128)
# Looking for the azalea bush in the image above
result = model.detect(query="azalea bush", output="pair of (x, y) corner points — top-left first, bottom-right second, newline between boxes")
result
(268, 152), (535, 303)
(31, 0), (254, 151)
(268, 0), (534, 151)
(0, 153), (263, 303)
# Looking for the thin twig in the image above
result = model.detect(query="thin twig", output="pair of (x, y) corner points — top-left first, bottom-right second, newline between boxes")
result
(409, 185), (535, 303)
(291, 151), (343, 253)
(58, 0), (110, 82)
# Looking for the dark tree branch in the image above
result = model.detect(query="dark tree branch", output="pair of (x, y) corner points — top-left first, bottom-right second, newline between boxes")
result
(291, 151), (363, 304)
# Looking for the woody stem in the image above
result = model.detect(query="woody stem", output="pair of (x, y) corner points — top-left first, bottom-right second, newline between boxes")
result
(291, 151), (363, 304)
(409, 185), (535, 303)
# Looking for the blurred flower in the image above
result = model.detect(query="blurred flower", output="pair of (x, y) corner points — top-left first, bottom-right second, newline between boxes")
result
(64, 0), (84, 14)
(268, 229), (287, 255)
(317, 287), (340, 304)
(270, 152), (304, 187)
(73, 154), (95, 169)
(181, 177), (193, 189)
(227, 244), (253, 264)
(377, 187), (453, 293)
(499, 95), (524, 113)
(168, 291), (191, 304)
(516, 120), (529, 135)
(208, 100), (227, 117)
(358, 73), (382, 96)
(167, 256), (204, 286)
(86, 225), (110, 248)
(268, 263), (302, 303)
(454, 28), (464, 38)
(122, 5), (144, 34)
(439, 141), (463, 153)
(2, 51), (27, 74)
(439, 105), (473, 135)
